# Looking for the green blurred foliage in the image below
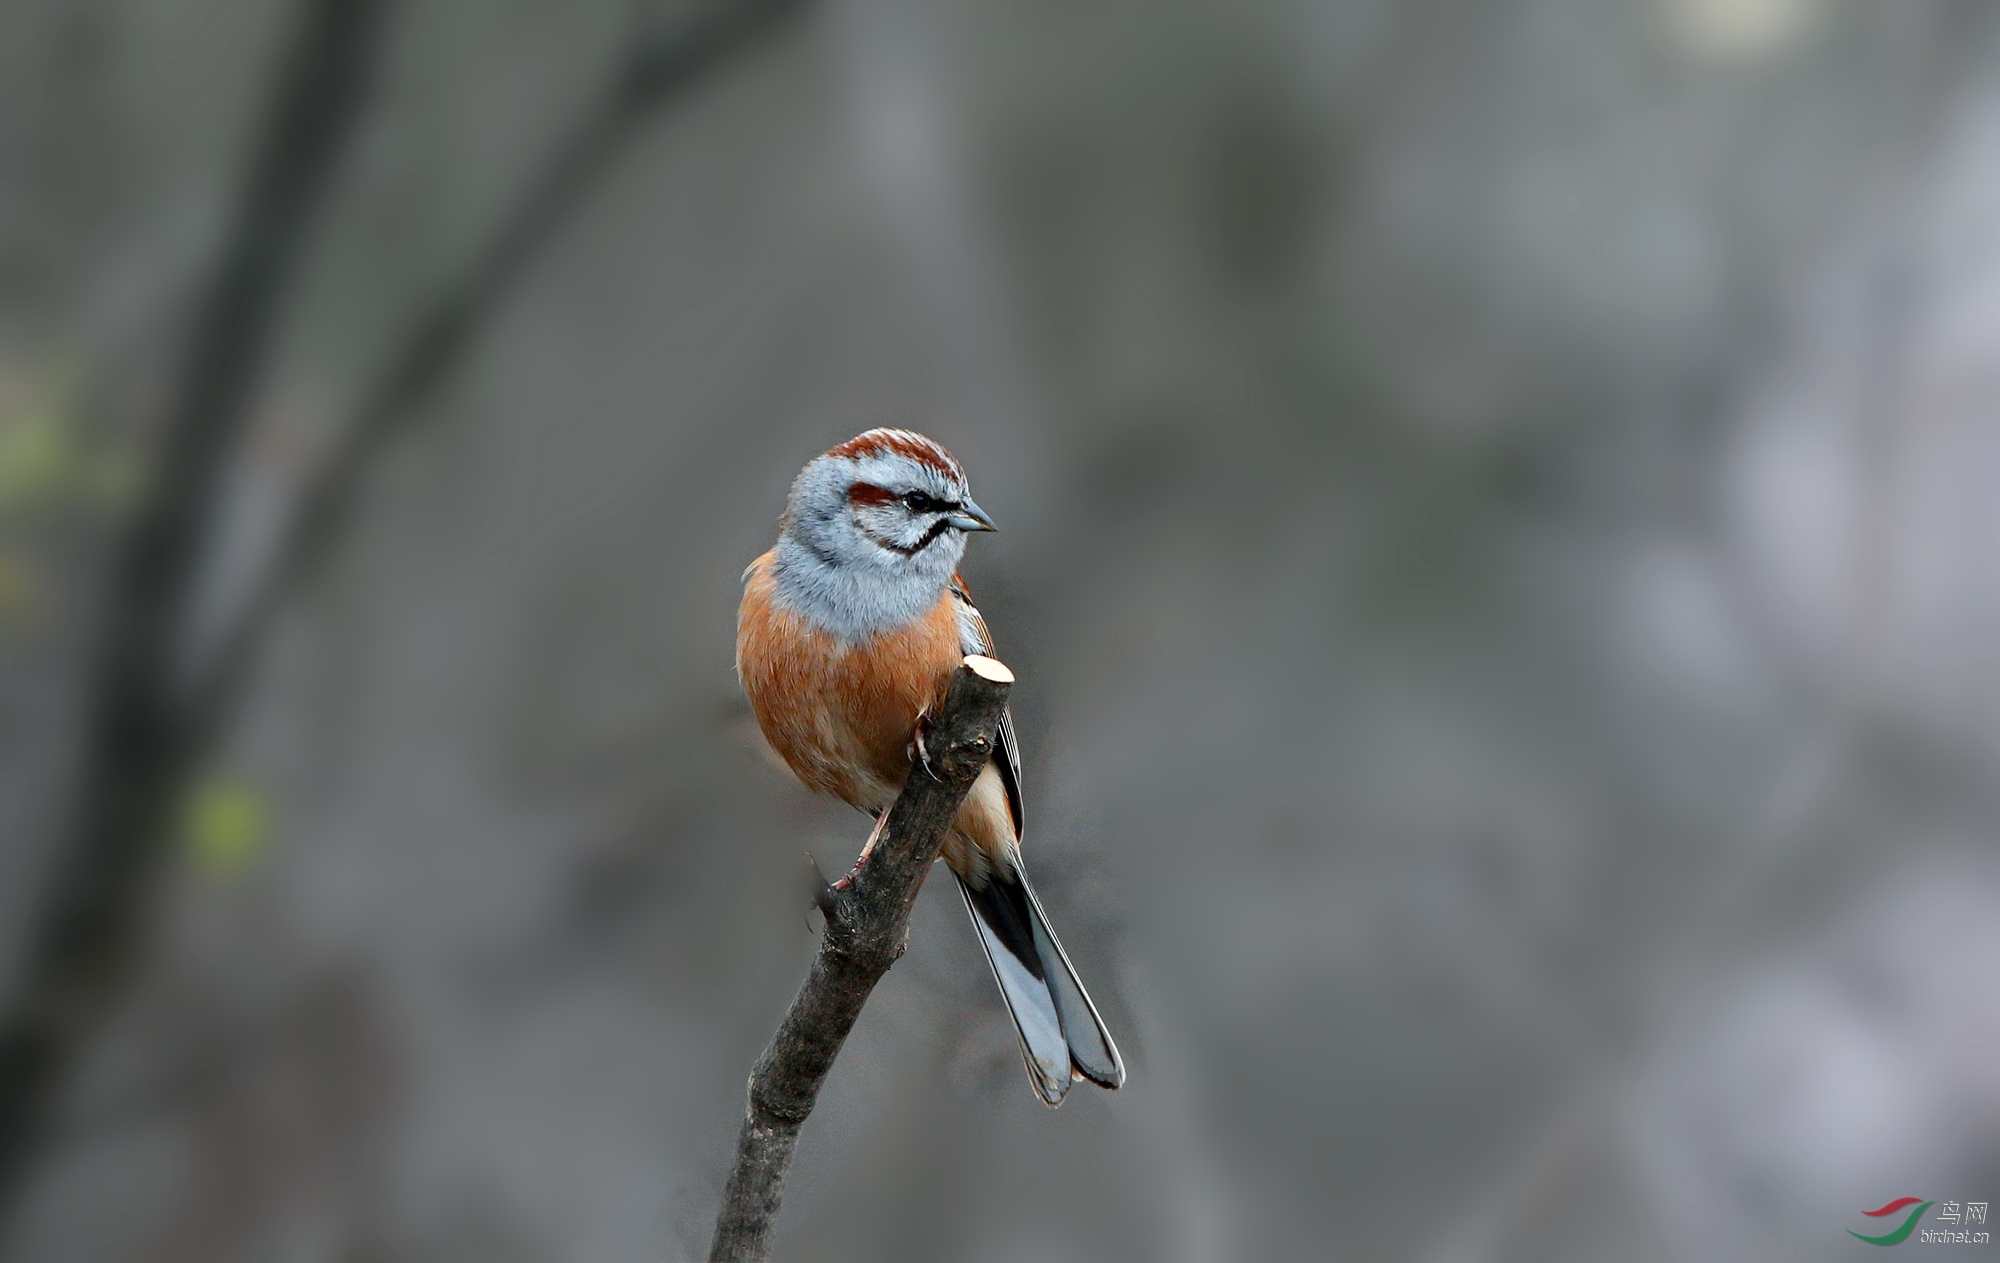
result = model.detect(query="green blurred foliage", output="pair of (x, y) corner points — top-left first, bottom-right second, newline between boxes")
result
(0, 360), (141, 516)
(182, 773), (270, 882)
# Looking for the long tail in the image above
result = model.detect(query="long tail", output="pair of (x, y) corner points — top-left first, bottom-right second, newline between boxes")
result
(957, 867), (1124, 1106)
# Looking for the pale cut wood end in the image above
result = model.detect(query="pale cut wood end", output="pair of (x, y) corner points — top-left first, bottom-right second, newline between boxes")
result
(962, 654), (1014, 684)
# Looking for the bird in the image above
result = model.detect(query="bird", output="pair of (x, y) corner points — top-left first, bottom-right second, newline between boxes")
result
(735, 428), (1124, 1106)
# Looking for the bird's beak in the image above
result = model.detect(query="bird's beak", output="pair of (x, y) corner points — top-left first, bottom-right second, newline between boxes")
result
(948, 498), (997, 532)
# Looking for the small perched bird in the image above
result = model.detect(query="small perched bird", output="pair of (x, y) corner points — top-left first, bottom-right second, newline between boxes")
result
(736, 428), (1124, 1106)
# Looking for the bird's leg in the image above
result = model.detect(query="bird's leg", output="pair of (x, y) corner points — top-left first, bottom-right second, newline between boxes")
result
(830, 810), (889, 892)
(832, 708), (944, 893)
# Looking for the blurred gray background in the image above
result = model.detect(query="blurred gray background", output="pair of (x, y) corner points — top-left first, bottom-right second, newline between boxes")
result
(3, 0), (1999, 1259)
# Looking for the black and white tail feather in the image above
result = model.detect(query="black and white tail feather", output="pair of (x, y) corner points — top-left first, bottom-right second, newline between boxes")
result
(952, 581), (1124, 1106)
(958, 864), (1124, 1105)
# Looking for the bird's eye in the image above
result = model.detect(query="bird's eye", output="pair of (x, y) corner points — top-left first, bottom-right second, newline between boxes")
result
(902, 491), (939, 514)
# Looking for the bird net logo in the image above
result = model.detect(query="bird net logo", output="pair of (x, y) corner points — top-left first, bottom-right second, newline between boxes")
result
(1848, 1197), (1990, 1246)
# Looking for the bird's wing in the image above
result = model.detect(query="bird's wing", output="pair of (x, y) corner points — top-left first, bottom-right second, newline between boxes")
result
(951, 573), (1023, 839)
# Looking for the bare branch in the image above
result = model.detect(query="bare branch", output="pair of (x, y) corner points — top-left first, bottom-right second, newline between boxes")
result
(709, 656), (1016, 1263)
(804, 853), (837, 917)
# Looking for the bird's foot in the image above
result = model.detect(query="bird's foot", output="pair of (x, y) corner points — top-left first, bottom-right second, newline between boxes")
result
(910, 714), (944, 783)
(829, 853), (867, 892)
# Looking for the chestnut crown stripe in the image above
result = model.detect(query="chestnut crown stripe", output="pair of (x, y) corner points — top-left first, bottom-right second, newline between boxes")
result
(827, 428), (964, 483)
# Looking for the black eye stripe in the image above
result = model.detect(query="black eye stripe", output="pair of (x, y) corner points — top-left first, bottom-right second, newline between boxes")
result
(876, 517), (956, 557)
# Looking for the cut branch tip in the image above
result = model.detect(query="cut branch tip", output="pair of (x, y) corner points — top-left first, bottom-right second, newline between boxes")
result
(962, 654), (1013, 684)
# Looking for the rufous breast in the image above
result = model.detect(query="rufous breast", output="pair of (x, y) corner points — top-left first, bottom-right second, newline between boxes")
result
(736, 550), (964, 812)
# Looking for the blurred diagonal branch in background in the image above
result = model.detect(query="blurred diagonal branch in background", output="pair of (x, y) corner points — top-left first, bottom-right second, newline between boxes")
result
(0, 0), (807, 1223)
(0, 0), (385, 1216)
(185, 0), (811, 742)
(709, 657), (1014, 1263)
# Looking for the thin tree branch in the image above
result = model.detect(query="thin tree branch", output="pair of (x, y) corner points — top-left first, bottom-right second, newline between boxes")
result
(0, 0), (384, 1216)
(709, 656), (1016, 1263)
(184, 0), (810, 739)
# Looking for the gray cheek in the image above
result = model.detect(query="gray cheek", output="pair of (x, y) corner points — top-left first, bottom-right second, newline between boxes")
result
(883, 511), (923, 548)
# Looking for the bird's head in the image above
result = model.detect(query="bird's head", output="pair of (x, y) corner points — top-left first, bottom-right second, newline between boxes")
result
(782, 428), (994, 571)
